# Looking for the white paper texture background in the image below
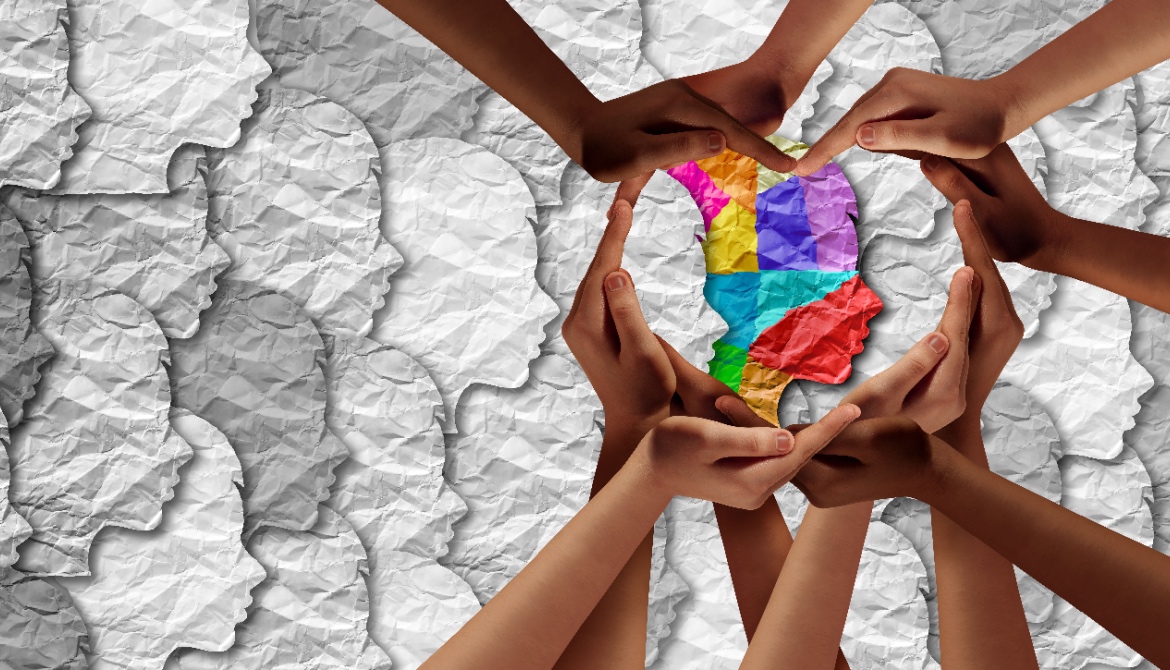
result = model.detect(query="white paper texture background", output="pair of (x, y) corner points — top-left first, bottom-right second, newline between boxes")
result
(0, 0), (1167, 665)
(373, 138), (558, 432)
(57, 410), (265, 670)
(169, 280), (348, 533)
(9, 280), (191, 577)
(0, 412), (33, 569)
(51, 0), (270, 194)
(5, 146), (230, 339)
(0, 203), (54, 427)
(0, 0), (90, 191)
(206, 83), (401, 337)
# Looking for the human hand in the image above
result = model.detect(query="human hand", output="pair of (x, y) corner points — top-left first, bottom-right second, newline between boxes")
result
(839, 266), (981, 433)
(791, 416), (956, 507)
(920, 143), (1063, 268)
(563, 198), (675, 429)
(573, 79), (798, 183)
(633, 404), (860, 510)
(682, 57), (797, 136)
(796, 68), (1022, 176)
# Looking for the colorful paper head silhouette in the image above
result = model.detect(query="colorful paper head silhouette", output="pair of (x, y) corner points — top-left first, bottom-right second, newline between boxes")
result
(668, 137), (883, 423)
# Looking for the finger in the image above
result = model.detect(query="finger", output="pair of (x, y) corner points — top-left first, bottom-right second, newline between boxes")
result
(612, 172), (654, 212)
(925, 266), (980, 394)
(949, 143), (1025, 195)
(708, 422), (797, 458)
(859, 118), (985, 158)
(795, 88), (896, 176)
(568, 199), (635, 321)
(921, 154), (985, 205)
(715, 394), (775, 429)
(636, 129), (729, 173)
(789, 404), (862, 461)
(954, 201), (1013, 307)
(868, 329), (952, 399)
(669, 100), (798, 174)
(603, 270), (657, 352)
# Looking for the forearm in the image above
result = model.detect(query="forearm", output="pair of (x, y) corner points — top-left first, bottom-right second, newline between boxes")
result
(995, 0), (1170, 138)
(739, 502), (869, 670)
(926, 445), (1170, 667)
(375, 0), (598, 157)
(713, 501), (795, 639)
(555, 419), (663, 669)
(751, 0), (873, 95)
(930, 420), (1037, 670)
(1031, 212), (1170, 313)
(423, 461), (670, 670)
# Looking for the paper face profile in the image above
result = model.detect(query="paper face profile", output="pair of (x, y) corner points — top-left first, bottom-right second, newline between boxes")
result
(668, 137), (882, 422)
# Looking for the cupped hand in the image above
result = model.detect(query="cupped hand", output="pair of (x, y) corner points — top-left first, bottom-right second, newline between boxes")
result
(682, 58), (794, 136)
(796, 68), (1021, 176)
(563, 198), (675, 428)
(574, 79), (798, 183)
(920, 143), (1062, 267)
(634, 405), (860, 510)
(791, 416), (954, 507)
(945, 199), (1026, 413)
(840, 265), (981, 433)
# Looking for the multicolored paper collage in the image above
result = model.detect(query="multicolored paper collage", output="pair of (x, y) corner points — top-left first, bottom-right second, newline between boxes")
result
(667, 137), (883, 422)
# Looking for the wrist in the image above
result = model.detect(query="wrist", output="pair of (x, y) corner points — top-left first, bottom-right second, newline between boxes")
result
(624, 438), (676, 509)
(918, 435), (963, 506)
(553, 89), (604, 165)
(988, 69), (1033, 142)
(745, 48), (811, 107)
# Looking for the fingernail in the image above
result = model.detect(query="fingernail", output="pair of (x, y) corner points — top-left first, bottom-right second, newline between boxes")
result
(922, 155), (939, 171)
(708, 133), (723, 153)
(605, 273), (626, 291)
(859, 125), (876, 146)
(927, 333), (947, 353)
(776, 432), (793, 454)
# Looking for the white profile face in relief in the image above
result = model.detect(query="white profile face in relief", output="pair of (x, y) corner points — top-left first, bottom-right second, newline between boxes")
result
(374, 138), (557, 432)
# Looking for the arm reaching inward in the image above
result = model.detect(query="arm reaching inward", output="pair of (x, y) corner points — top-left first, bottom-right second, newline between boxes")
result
(683, 0), (874, 135)
(796, 0), (1170, 174)
(921, 145), (1170, 313)
(930, 202), (1037, 670)
(375, 0), (797, 181)
(728, 264), (980, 670)
(422, 407), (860, 670)
(793, 417), (1170, 668)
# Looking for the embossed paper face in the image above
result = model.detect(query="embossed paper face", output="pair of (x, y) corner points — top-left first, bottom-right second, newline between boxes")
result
(668, 137), (882, 422)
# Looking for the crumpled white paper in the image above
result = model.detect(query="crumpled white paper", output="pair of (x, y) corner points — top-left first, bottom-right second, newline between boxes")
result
(0, 566), (89, 668)
(1002, 275), (1153, 460)
(1028, 447), (1154, 670)
(253, 0), (485, 146)
(205, 83), (401, 336)
(882, 381), (1064, 661)
(169, 280), (348, 533)
(57, 410), (265, 670)
(537, 166), (724, 367)
(50, 0), (270, 194)
(5, 146), (230, 339)
(373, 139), (558, 432)
(0, 203), (53, 426)
(165, 506), (391, 670)
(10, 280), (191, 577)
(1134, 60), (1170, 180)
(804, 3), (946, 244)
(0, 412), (33, 569)
(444, 353), (687, 662)
(0, 0), (91, 190)
(322, 333), (481, 667)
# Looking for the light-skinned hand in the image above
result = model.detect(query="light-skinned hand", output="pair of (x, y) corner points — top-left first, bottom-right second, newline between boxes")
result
(563, 199), (675, 429)
(633, 405), (860, 510)
(576, 80), (799, 183)
(920, 145), (1060, 267)
(796, 68), (1022, 176)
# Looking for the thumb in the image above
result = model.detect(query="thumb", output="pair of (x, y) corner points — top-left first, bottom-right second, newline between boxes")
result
(603, 270), (656, 352)
(710, 422), (797, 458)
(613, 172), (654, 212)
(715, 394), (775, 429)
(872, 331), (952, 399)
(789, 404), (862, 462)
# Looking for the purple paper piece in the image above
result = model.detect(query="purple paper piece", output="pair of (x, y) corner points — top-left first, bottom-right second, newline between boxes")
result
(668, 162), (731, 232)
(756, 178), (817, 271)
(799, 165), (859, 272)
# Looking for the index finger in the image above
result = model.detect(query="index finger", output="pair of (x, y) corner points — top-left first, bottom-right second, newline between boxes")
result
(954, 200), (1013, 310)
(675, 94), (798, 174)
(795, 86), (891, 176)
(568, 198), (635, 322)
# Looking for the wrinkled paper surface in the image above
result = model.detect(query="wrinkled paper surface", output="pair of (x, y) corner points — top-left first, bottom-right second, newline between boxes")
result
(0, 204), (54, 427)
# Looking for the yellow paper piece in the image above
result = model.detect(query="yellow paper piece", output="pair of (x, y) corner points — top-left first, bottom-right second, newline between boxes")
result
(702, 200), (759, 274)
(757, 138), (809, 191)
(739, 359), (792, 425)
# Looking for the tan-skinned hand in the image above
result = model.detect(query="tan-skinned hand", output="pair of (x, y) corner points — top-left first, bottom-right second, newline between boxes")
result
(796, 68), (1020, 176)
(632, 405), (860, 511)
(562, 199), (676, 430)
(682, 58), (795, 137)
